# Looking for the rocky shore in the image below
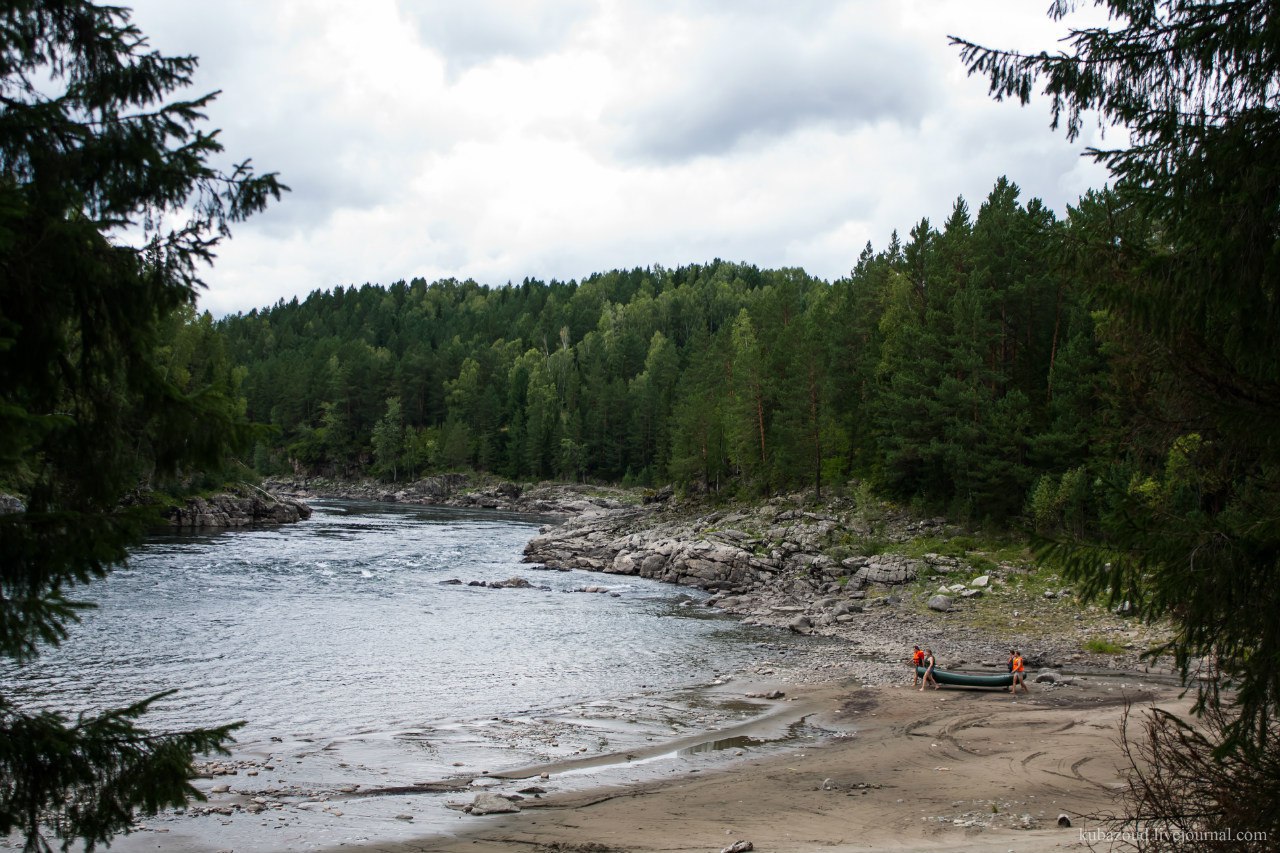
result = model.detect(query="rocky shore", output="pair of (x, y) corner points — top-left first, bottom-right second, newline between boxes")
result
(521, 488), (1171, 681)
(262, 475), (1167, 675)
(263, 474), (634, 517)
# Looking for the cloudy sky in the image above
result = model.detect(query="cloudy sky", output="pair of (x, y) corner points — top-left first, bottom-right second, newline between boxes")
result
(124, 1), (1115, 318)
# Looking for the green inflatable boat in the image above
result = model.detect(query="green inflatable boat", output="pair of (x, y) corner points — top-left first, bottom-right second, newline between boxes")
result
(916, 666), (1014, 688)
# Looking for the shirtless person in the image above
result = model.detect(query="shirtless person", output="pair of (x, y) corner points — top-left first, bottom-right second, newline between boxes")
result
(919, 648), (939, 691)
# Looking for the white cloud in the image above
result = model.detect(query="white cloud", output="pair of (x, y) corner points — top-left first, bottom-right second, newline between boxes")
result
(122, 1), (1115, 317)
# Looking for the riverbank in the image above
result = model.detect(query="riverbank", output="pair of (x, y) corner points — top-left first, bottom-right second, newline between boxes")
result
(106, 630), (1180, 853)
(103, 480), (1177, 853)
(300, 480), (1178, 853)
(369, 671), (1184, 853)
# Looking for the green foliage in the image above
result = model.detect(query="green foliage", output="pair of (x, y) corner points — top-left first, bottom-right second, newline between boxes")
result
(0, 693), (240, 853)
(371, 397), (405, 481)
(0, 2), (282, 848)
(214, 222), (1103, 518)
(1026, 467), (1090, 535)
(959, 0), (1280, 751)
(1083, 637), (1127, 655)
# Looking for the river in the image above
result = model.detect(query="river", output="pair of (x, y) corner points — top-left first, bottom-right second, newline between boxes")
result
(4, 500), (789, 850)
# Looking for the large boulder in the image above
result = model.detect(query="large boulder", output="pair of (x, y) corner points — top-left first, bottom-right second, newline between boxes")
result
(166, 491), (312, 528)
(466, 792), (520, 815)
(927, 594), (954, 612)
(846, 554), (919, 587)
(413, 473), (470, 498)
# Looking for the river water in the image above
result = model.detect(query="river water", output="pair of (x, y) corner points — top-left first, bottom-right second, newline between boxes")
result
(4, 500), (789, 850)
(7, 500), (762, 744)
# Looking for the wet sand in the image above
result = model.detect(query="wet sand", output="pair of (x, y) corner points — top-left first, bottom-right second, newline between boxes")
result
(82, 657), (1186, 853)
(321, 672), (1183, 853)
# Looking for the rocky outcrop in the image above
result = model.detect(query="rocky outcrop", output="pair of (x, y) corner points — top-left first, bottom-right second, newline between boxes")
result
(521, 496), (974, 636)
(166, 490), (312, 528)
(524, 498), (958, 596)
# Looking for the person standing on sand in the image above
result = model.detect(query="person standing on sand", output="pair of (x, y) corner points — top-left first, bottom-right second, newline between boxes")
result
(912, 645), (925, 686)
(1010, 650), (1029, 695)
(920, 648), (939, 691)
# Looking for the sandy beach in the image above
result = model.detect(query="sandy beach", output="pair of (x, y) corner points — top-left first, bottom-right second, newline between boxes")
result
(335, 668), (1182, 853)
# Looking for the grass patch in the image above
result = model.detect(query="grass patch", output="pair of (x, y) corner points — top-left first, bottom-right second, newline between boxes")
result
(892, 533), (1031, 564)
(1083, 636), (1127, 655)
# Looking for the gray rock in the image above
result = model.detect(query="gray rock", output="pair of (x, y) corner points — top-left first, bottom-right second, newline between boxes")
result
(166, 490), (312, 528)
(721, 842), (754, 853)
(1034, 670), (1060, 684)
(467, 793), (520, 815)
(491, 576), (532, 589)
(788, 615), (814, 634)
(960, 588), (983, 599)
(927, 595), (954, 612)
(970, 574), (990, 588)
(852, 555), (919, 586)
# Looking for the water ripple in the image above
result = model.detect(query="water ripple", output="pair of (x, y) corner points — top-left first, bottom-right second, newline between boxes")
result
(2, 500), (759, 747)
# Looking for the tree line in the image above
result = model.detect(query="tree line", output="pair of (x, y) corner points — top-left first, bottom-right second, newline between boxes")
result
(215, 176), (1118, 526)
(6, 1), (1276, 848)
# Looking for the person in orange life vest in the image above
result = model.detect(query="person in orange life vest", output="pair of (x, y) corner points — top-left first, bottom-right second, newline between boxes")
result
(1010, 650), (1029, 694)
(912, 645), (926, 686)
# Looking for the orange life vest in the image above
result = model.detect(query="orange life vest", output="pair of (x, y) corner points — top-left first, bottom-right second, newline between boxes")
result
(912, 650), (925, 665)
(1012, 655), (1025, 673)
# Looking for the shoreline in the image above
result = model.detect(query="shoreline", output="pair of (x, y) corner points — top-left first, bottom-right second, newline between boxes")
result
(331, 666), (1184, 853)
(97, 634), (1177, 853)
(93, 486), (1178, 852)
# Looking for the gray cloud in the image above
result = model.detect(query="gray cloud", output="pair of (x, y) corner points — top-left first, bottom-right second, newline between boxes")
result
(609, 7), (938, 162)
(113, 1), (1116, 319)
(401, 0), (594, 75)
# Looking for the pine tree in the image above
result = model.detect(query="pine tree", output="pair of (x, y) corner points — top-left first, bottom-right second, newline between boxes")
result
(0, 3), (284, 849)
(956, 0), (1280, 751)
(371, 397), (406, 481)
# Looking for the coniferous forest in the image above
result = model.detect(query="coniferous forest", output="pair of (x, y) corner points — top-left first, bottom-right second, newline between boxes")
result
(216, 177), (1119, 529)
(6, 1), (1280, 849)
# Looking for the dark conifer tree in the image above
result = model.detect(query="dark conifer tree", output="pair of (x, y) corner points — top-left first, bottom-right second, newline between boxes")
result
(956, 0), (1280, 752)
(0, 3), (283, 849)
